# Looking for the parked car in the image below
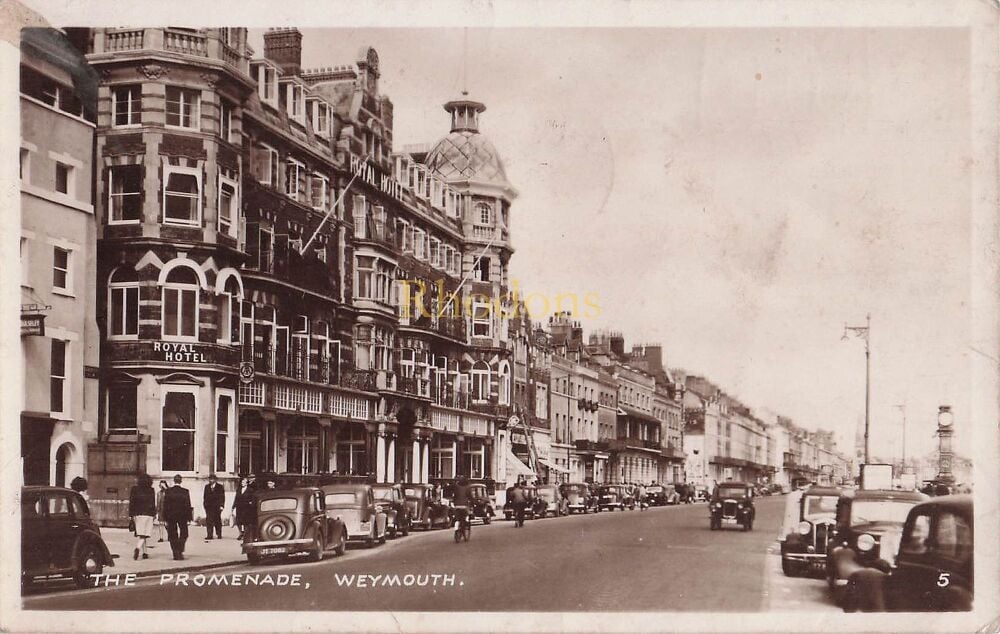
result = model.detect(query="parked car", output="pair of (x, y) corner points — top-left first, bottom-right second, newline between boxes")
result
(402, 483), (450, 530)
(243, 487), (347, 564)
(826, 488), (928, 602)
(709, 481), (755, 531)
(371, 483), (411, 538)
(779, 486), (842, 576)
(468, 482), (496, 524)
(560, 482), (597, 513)
(595, 485), (633, 511)
(535, 484), (568, 517)
(847, 495), (973, 612)
(694, 485), (711, 502)
(322, 483), (388, 547)
(21, 486), (116, 589)
(646, 484), (680, 506)
(503, 484), (539, 520)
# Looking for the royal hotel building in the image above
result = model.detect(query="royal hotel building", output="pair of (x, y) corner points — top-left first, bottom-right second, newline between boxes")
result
(83, 27), (517, 520)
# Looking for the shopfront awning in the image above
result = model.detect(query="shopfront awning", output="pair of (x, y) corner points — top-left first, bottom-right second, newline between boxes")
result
(538, 458), (570, 474)
(506, 449), (535, 477)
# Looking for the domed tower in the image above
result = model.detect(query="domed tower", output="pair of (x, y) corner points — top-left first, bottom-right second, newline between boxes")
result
(425, 95), (517, 347)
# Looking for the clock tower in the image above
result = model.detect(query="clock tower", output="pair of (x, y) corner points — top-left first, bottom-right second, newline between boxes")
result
(935, 405), (955, 484)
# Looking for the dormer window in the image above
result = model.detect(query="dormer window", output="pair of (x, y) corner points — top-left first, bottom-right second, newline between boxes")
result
(254, 63), (279, 107)
(310, 100), (330, 135)
(284, 82), (305, 125)
(395, 156), (411, 188)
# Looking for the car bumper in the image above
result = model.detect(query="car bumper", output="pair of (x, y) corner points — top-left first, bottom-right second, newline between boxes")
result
(243, 538), (313, 557)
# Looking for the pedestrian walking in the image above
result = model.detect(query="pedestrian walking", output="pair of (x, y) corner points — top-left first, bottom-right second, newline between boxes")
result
(509, 481), (527, 527)
(128, 474), (156, 560)
(155, 480), (168, 542)
(232, 477), (253, 540)
(163, 474), (193, 560)
(203, 474), (225, 540)
(636, 483), (648, 511)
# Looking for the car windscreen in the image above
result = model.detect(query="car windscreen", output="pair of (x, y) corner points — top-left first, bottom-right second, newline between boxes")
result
(648, 486), (664, 493)
(803, 495), (839, 519)
(850, 500), (917, 526)
(259, 497), (298, 512)
(537, 488), (556, 501)
(372, 488), (393, 501)
(717, 486), (748, 498)
(563, 485), (587, 494)
(403, 487), (420, 497)
(325, 492), (363, 507)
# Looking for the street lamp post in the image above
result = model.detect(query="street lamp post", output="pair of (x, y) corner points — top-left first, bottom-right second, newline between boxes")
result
(843, 313), (871, 464)
(894, 404), (906, 474)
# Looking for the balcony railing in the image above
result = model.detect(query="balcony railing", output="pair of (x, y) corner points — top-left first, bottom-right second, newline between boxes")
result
(243, 347), (375, 393)
(93, 28), (249, 74)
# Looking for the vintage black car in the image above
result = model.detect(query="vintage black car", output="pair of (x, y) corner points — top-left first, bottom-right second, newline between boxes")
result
(560, 482), (597, 513)
(536, 484), (568, 517)
(645, 484), (680, 506)
(371, 483), (411, 537)
(709, 481), (755, 531)
(595, 484), (634, 511)
(779, 486), (842, 576)
(21, 486), (116, 589)
(467, 482), (496, 524)
(243, 487), (347, 564)
(322, 483), (388, 547)
(402, 483), (450, 530)
(826, 488), (928, 600)
(846, 495), (973, 612)
(503, 484), (539, 520)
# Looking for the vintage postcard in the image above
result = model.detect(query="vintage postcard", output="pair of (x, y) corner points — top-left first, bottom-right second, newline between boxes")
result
(1, 1), (997, 632)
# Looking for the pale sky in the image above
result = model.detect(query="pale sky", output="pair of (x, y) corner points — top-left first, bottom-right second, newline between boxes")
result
(252, 27), (971, 461)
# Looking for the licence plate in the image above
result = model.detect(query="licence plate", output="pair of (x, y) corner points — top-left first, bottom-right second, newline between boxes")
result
(258, 547), (288, 555)
(723, 518), (737, 524)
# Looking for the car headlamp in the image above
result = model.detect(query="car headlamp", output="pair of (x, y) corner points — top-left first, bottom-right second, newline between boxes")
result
(797, 521), (811, 535)
(857, 533), (876, 552)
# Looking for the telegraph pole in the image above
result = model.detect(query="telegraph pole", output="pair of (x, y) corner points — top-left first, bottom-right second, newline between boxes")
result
(843, 313), (871, 464)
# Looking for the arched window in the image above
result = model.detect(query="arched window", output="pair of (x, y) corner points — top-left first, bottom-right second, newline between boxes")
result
(475, 201), (492, 226)
(162, 265), (200, 339)
(471, 361), (490, 403)
(108, 266), (139, 337)
(215, 273), (242, 344)
(497, 361), (511, 405)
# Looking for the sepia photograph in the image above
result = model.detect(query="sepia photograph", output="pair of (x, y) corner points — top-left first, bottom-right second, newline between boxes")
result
(1, 1), (998, 632)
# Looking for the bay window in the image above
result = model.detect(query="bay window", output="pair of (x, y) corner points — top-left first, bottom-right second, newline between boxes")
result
(112, 85), (141, 127)
(161, 265), (200, 340)
(165, 86), (200, 129)
(216, 275), (241, 344)
(472, 298), (492, 338)
(471, 362), (490, 402)
(217, 170), (239, 236)
(352, 195), (368, 239)
(162, 164), (202, 226)
(355, 256), (374, 299)
(109, 164), (142, 223)
(108, 268), (139, 338)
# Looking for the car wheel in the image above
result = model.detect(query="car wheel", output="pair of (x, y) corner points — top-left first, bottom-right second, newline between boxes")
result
(308, 533), (323, 563)
(334, 530), (347, 556)
(72, 543), (104, 589)
(483, 515), (491, 525)
(401, 521), (410, 537)
(378, 528), (386, 545)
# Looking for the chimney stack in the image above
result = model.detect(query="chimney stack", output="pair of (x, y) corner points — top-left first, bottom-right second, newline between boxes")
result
(263, 28), (303, 77)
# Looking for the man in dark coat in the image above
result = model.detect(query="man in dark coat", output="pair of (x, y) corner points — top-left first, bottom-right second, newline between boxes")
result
(163, 474), (193, 560)
(203, 474), (225, 540)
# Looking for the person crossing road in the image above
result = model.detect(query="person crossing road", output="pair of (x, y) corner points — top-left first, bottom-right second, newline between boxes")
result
(509, 481), (527, 527)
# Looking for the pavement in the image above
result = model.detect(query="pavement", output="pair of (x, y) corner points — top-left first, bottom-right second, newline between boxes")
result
(23, 497), (838, 612)
(93, 524), (245, 578)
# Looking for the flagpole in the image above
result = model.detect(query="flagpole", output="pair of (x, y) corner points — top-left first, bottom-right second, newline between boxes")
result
(864, 313), (870, 464)
(302, 161), (367, 254)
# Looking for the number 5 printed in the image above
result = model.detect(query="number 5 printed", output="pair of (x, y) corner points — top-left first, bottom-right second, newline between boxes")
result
(937, 572), (951, 588)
